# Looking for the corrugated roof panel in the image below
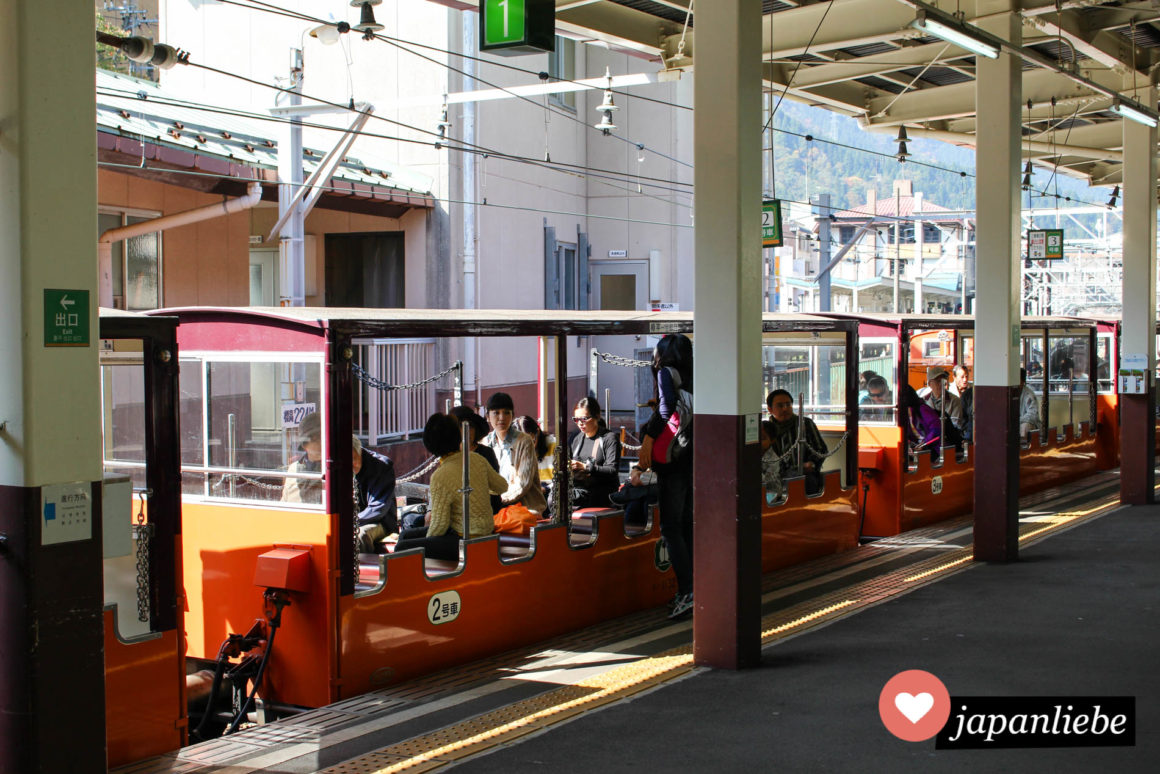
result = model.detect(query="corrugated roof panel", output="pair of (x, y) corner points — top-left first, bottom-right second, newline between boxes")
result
(856, 76), (906, 95)
(96, 70), (432, 195)
(841, 42), (899, 57)
(608, 0), (690, 25)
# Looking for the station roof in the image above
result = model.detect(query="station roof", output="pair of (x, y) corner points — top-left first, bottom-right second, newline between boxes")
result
(96, 70), (435, 217)
(509, 0), (1160, 191)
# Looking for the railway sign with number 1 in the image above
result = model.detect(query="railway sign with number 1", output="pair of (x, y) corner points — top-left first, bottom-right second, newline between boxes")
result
(479, 0), (555, 55)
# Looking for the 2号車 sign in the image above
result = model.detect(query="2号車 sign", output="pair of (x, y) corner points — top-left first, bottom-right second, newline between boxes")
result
(762, 200), (783, 248)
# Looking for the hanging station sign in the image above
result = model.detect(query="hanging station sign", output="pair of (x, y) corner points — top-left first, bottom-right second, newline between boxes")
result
(479, 0), (555, 55)
(762, 199), (784, 248)
(1026, 229), (1064, 260)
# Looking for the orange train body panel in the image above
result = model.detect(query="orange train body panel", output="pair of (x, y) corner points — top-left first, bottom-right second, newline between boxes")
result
(180, 501), (338, 708)
(860, 422), (1101, 537)
(103, 608), (185, 767)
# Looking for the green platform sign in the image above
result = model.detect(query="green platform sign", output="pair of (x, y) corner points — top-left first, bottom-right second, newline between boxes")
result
(1027, 228), (1064, 260)
(762, 199), (783, 248)
(479, 0), (555, 55)
(44, 289), (89, 347)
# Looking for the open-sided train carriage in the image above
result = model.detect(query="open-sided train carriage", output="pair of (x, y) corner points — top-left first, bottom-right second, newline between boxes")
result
(149, 307), (863, 715)
(848, 314), (1112, 538)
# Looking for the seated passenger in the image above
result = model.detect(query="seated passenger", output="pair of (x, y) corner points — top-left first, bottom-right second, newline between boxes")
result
(610, 463), (657, 528)
(282, 412), (323, 504)
(567, 396), (621, 509)
(394, 413), (508, 561)
(858, 376), (893, 421)
(917, 368), (964, 447)
(903, 384), (941, 451)
(480, 392), (547, 515)
(1019, 367), (1043, 441)
(354, 435), (398, 552)
(766, 389), (826, 495)
(951, 365), (974, 443)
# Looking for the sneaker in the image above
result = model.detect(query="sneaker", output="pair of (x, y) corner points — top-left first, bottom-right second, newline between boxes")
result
(668, 592), (693, 620)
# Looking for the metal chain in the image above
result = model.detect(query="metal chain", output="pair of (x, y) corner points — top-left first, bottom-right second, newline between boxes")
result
(353, 475), (362, 577)
(133, 492), (152, 623)
(397, 455), (439, 483)
(212, 474), (286, 492)
(800, 431), (849, 460)
(352, 361), (460, 391)
(593, 350), (651, 368)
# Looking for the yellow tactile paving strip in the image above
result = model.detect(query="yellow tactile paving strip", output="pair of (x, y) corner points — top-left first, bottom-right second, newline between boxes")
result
(324, 490), (1122, 774)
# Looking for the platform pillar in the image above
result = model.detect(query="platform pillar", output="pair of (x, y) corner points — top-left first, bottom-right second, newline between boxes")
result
(692, 0), (763, 669)
(971, 3), (1022, 562)
(0, 2), (106, 771)
(1118, 78), (1157, 504)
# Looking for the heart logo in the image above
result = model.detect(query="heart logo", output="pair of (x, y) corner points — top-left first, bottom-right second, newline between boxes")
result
(894, 692), (934, 724)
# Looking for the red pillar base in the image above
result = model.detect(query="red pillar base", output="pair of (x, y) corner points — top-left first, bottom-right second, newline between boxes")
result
(973, 385), (1020, 561)
(1120, 392), (1157, 505)
(693, 413), (762, 669)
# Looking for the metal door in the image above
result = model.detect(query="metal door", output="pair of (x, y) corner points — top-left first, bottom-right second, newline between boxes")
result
(589, 260), (649, 421)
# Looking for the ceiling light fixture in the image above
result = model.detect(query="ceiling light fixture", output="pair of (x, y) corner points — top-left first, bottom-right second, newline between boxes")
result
(911, 10), (999, 60)
(1110, 98), (1158, 128)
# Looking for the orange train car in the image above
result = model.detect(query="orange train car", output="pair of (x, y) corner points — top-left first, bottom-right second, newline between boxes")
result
(845, 314), (1115, 538)
(98, 309), (186, 767)
(153, 307), (863, 715)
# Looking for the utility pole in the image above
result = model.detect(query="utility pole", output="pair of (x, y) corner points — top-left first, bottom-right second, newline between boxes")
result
(892, 187), (901, 313)
(278, 48), (305, 307)
(814, 193), (832, 311)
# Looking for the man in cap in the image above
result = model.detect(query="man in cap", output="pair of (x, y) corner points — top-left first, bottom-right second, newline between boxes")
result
(282, 411), (323, 504)
(917, 367), (964, 445)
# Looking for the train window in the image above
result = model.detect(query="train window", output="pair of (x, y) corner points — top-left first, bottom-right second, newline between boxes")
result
(180, 358), (324, 505)
(1021, 337), (1045, 394)
(761, 342), (847, 426)
(1047, 335), (1090, 430)
(1096, 335), (1113, 393)
(857, 339), (896, 424)
(101, 357), (147, 490)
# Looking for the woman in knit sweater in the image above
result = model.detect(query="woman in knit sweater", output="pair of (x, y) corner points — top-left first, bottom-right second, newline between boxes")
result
(394, 413), (508, 561)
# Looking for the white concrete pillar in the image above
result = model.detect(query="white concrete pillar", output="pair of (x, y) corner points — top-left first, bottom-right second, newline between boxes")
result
(972, 2), (1022, 561)
(1119, 79), (1158, 503)
(692, 0), (763, 669)
(0, 0), (106, 767)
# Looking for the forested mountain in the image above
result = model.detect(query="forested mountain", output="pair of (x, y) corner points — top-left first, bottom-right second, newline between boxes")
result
(770, 100), (1103, 216)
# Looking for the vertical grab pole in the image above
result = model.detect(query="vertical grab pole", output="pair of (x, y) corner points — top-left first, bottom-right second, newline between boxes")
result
(604, 387), (611, 427)
(453, 359), (463, 409)
(1088, 327), (1098, 434)
(227, 413), (238, 498)
(556, 335), (571, 525)
(459, 420), (472, 558)
(796, 392), (805, 475)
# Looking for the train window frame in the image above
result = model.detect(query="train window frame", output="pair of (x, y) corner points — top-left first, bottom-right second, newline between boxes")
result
(760, 332), (849, 427)
(1096, 333), (1114, 394)
(180, 351), (327, 509)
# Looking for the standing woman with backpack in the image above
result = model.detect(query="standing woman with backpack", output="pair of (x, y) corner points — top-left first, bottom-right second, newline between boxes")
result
(638, 333), (695, 619)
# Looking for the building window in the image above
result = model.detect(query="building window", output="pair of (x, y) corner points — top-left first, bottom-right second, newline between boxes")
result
(548, 37), (576, 111)
(98, 209), (163, 310)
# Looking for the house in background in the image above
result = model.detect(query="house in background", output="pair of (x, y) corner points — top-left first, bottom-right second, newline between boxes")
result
(778, 180), (974, 314)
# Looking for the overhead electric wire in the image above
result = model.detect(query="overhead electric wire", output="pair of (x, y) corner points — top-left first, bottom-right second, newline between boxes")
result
(225, 0), (693, 169)
(765, 0), (834, 129)
(97, 86), (694, 202)
(102, 3), (1109, 213)
(96, 160), (693, 228)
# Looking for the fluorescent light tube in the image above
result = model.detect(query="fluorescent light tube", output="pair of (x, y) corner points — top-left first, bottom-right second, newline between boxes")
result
(1111, 98), (1158, 128)
(912, 12), (999, 59)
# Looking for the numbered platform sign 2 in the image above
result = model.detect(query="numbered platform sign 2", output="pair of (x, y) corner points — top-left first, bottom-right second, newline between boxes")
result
(428, 590), (462, 625)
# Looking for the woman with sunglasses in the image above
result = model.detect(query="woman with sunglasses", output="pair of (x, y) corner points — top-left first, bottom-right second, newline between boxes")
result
(568, 396), (621, 509)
